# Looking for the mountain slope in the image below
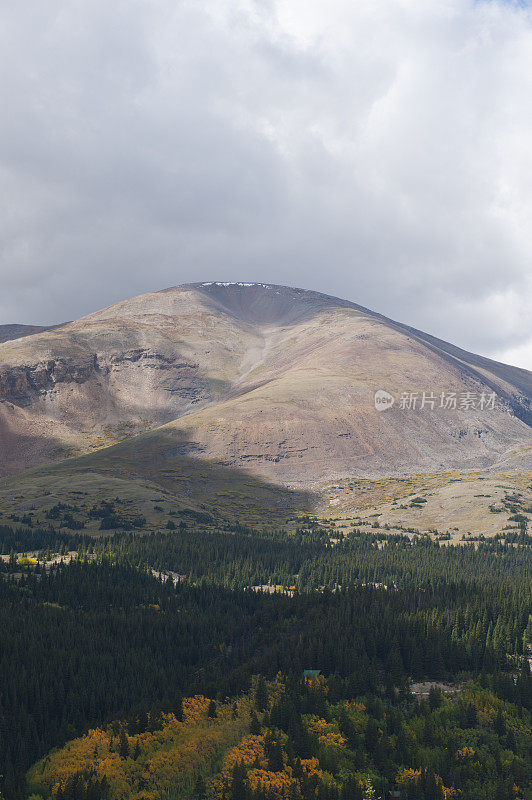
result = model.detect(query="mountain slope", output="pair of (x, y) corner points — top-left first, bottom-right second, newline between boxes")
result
(0, 282), (530, 484)
(0, 323), (54, 344)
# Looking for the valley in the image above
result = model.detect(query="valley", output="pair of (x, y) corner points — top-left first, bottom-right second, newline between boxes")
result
(0, 284), (530, 800)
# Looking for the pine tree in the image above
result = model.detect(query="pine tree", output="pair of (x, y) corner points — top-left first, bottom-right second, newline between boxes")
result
(254, 676), (268, 712)
(250, 712), (261, 735)
(119, 729), (130, 759)
(231, 762), (247, 800)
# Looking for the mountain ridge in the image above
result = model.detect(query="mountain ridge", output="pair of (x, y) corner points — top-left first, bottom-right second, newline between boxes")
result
(0, 323), (60, 345)
(0, 282), (530, 485)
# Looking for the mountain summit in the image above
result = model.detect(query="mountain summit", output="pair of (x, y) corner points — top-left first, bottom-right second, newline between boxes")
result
(0, 282), (530, 483)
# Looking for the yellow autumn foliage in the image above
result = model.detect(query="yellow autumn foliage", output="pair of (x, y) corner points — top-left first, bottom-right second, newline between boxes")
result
(299, 758), (322, 779)
(27, 696), (252, 800)
(246, 767), (299, 800)
(396, 767), (458, 799)
(456, 746), (476, 760)
(305, 717), (346, 749)
(182, 695), (212, 723)
(222, 735), (267, 772)
(207, 734), (268, 800)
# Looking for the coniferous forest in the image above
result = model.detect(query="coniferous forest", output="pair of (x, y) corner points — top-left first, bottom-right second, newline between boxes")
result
(0, 522), (530, 800)
(2, 1), (532, 798)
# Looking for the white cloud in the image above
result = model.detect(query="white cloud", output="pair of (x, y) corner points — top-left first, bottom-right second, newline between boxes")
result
(495, 339), (532, 371)
(0, 0), (531, 369)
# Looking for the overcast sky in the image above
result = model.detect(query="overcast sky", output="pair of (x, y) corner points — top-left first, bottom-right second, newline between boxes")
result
(1, 0), (532, 368)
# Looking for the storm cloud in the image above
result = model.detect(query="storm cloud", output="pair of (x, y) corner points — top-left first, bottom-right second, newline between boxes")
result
(1, 0), (532, 367)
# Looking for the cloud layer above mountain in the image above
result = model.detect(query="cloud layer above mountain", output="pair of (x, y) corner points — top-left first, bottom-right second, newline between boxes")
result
(1, 0), (531, 367)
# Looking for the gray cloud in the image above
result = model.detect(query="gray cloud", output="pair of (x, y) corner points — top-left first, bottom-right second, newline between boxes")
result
(1, 0), (532, 367)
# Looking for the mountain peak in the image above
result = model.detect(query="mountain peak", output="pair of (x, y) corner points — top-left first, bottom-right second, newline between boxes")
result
(0, 282), (530, 482)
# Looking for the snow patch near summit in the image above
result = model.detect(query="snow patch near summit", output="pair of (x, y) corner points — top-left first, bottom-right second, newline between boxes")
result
(201, 282), (273, 288)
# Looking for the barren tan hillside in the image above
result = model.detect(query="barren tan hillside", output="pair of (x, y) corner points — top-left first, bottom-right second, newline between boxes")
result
(0, 282), (531, 485)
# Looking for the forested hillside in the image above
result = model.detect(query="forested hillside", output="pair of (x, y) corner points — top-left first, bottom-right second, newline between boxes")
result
(26, 675), (531, 800)
(0, 522), (530, 799)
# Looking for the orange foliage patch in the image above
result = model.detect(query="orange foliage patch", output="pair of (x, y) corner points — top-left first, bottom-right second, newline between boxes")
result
(397, 767), (459, 799)
(299, 758), (323, 779)
(247, 767), (299, 799)
(305, 717), (346, 749)
(27, 697), (251, 800)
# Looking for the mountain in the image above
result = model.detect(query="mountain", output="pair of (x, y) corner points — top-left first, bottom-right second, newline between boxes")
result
(0, 282), (531, 485)
(0, 323), (54, 344)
